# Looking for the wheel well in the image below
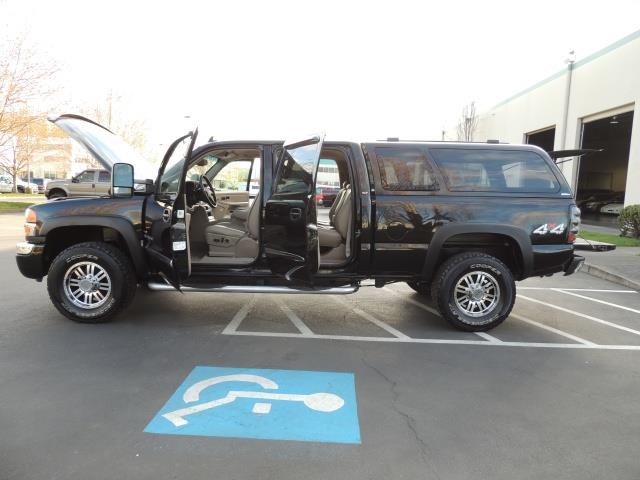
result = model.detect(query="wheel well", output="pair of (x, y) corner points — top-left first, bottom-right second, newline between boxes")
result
(44, 226), (134, 275)
(438, 233), (524, 280)
(48, 188), (66, 196)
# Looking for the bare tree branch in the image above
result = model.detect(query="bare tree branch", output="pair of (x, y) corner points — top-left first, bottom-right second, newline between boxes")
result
(456, 102), (479, 142)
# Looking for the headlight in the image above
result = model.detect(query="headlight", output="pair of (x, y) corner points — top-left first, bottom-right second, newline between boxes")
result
(24, 208), (37, 237)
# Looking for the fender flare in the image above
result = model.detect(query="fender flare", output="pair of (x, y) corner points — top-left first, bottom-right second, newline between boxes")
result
(40, 215), (147, 276)
(421, 223), (533, 280)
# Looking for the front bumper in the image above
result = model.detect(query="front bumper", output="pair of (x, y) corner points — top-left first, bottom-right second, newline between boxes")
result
(16, 242), (46, 280)
(563, 255), (585, 276)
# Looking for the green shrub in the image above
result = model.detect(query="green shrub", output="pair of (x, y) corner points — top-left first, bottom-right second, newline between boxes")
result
(619, 204), (640, 239)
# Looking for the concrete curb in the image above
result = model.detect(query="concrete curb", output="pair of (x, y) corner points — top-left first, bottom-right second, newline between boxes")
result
(582, 262), (640, 291)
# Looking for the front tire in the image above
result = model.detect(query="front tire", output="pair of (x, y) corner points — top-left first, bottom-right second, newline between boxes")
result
(431, 253), (515, 332)
(47, 242), (137, 323)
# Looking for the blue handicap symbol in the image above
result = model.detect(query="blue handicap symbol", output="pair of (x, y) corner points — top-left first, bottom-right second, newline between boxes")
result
(145, 366), (361, 444)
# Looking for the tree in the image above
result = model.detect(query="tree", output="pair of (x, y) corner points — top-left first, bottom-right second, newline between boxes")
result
(0, 34), (57, 150)
(456, 102), (479, 142)
(85, 91), (149, 153)
(0, 114), (48, 191)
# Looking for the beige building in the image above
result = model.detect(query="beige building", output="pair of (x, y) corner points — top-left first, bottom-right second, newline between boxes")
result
(473, 29), (640, 209)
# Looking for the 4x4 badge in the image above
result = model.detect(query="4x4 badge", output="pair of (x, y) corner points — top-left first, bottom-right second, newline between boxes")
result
(533, 223), (565, 235)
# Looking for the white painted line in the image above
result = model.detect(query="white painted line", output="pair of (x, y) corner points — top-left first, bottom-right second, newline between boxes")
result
(352, 307), (411, 339)
(276, 300), (314, 336)
(552, 288), (640, 315)
(222, 296), (256, 334)
(382, 287), (502, 343)
(475, 332), (502, 343)
(518, 287), (637, 293)
(517, 294), (640, 337)
(509, 312), (596, 346)
(331, 295), (410, 339)
(222, 330), (640, 351)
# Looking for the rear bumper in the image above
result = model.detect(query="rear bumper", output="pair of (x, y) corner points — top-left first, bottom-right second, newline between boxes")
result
(563, 255), (585, 276)
(15, 242), (46, 280)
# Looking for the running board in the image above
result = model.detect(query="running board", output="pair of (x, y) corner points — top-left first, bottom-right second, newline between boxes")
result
(146, 281), (359, 295)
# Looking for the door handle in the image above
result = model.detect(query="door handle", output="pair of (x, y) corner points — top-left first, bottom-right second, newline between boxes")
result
(289, 207), (302, 221)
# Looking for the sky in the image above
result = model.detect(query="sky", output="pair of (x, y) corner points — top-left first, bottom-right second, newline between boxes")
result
(3, 0), (640, 153)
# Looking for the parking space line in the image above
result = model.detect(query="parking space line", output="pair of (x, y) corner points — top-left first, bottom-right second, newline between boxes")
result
(475, 332), (502, 343)
(330, 295), (410, 339)
(552, 288), (640, 315)
(517, 294), (640, 337)
(382, 287), (501, 343)
(519, 287), (637, 293)
(275, 300), (314, 336)
(509, 312), (596, 345)
(223, 330), (640, 350)
(222, 296), (256, 334)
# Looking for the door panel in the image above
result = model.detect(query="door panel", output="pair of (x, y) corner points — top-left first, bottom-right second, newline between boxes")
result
(74, 170), (96, 196)
(263, 135), (324, 280)
(96, 170), (111, 195)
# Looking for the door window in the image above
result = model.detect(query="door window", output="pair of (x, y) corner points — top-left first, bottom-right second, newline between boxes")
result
(98, 171), (110, 183)
(274, 141), (322, 198)
(158, 138), (192, 196)
(76, 170), (95, 183)
(213, 160), (252, 191)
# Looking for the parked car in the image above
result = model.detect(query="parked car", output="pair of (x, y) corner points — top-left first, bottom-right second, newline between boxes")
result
(16, 114), (584, 332)
(0, 175), (13, 193)
(15, 178), (40, 194)
(315, 187), (339, 207)
(579, 191), (624, 213)
(45, 169), (111, 199)
(600, 202), (624, 215)
(28, 177), (47, 194)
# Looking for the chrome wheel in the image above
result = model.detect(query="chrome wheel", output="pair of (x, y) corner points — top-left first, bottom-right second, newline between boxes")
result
(63, 261), (112, 309)
(454, 270), (500, 319)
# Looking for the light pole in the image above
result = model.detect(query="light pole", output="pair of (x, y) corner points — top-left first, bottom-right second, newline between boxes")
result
(560, 50), (576, 189)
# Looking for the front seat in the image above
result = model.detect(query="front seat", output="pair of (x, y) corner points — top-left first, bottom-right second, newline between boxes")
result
(204, 193), (260, 262)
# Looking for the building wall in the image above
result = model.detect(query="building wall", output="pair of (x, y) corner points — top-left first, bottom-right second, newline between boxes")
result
(475, 30), (640, 206)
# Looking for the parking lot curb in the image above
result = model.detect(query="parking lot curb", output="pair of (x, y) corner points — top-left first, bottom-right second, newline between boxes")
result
(583, 262), (640, 291)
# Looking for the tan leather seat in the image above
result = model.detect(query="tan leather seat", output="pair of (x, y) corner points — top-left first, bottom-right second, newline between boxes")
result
(204, 193), (260, 261)
(318, 187), (352, 265)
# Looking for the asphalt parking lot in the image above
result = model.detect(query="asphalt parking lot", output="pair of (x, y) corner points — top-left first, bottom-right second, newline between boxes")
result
(2, 212), (640, 479)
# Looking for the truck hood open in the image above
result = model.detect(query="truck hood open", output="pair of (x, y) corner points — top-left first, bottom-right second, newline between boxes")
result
(49, 114), (158, 181)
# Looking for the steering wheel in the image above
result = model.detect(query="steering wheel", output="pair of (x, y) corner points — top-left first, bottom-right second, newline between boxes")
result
(199, 174), (217, 208)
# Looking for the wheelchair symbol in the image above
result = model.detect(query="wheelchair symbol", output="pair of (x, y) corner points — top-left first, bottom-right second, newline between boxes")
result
(163, 374), (345, 427)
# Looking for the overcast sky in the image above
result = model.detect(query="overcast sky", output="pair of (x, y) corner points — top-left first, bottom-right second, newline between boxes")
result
(3, 0), (640, 150)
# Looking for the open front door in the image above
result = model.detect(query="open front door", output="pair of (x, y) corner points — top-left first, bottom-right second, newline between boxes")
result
(144, 130), (198, 289)
(263, 135), (324, 281)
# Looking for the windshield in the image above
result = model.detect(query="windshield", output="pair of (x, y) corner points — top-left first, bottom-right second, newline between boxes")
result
(52, 116), (157, 180)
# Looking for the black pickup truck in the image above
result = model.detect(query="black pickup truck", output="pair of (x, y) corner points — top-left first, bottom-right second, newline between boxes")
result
(16, 114), (584, 331)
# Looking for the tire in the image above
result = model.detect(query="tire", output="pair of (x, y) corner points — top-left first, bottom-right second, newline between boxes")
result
(430, 253), (515, 332)
(47, 242), (137, 323)
(406, 281), (431, 299)
(48, 190), (66, 199)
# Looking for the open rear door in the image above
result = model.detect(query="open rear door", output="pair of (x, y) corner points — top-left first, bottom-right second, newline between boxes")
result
(263, 135), (324, 281)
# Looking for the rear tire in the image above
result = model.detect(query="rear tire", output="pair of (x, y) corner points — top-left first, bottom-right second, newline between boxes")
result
(47, 242), (137, 323)
(431, 252), (515, 332)
(406, 281), (431, 299)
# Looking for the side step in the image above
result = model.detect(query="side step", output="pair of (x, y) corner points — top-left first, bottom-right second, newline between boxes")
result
(146, 281), (359, 295)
